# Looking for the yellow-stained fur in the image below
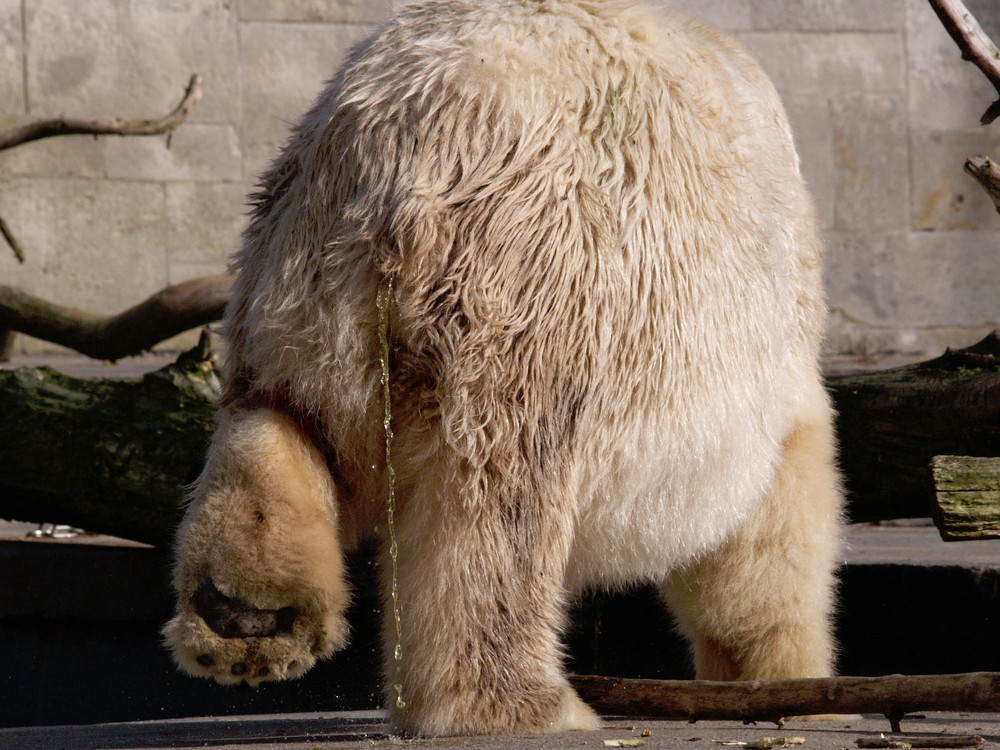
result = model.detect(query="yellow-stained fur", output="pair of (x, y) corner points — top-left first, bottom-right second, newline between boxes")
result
(165, 0), (843, 736)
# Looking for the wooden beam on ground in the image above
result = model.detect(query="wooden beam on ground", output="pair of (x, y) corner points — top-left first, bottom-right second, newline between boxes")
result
(570, 672), (1000, 734)
(828, 331), (1000, 522)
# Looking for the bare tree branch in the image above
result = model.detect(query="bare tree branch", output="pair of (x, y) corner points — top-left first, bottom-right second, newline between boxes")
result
(570, 672), (1000, 734)
(0, 274), (231, 360)
(0, 73), (203, 152)
(927, 0), (1000, 124)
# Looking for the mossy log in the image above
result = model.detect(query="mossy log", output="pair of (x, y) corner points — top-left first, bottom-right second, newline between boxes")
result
(931, 455), (1000, 540)
(3, 333), (1000, 545)
(828, 331), (1000, 522)
(0, 342), (219, 547)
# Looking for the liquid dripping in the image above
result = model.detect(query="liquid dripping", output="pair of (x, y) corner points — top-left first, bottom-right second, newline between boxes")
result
(377, 277), (406, 711)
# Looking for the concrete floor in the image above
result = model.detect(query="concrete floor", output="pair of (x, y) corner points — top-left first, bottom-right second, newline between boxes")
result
(2, 352), (998, 748)
(2, 710), (998, 750)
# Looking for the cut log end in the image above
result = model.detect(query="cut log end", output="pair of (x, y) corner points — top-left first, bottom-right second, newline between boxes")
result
(931, 455), (1000, 540)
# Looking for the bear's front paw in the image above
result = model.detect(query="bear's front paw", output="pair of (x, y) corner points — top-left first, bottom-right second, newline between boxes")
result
(163, 578), (349, 686)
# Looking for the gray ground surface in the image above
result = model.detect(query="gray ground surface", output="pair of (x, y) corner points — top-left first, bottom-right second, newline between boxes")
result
(2, 519), (997, 750)
(4, 520), (1000, 565)
(2, 710), (998, 750)
(3, 352), (997, 748)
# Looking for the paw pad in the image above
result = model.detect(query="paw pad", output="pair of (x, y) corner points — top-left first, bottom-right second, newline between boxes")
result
(192, 581), (297, 639)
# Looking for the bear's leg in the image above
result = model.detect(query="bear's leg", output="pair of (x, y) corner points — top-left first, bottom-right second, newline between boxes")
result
(163, 407), (350, 685)
(386, 471), (600, 736)
(662, 396), (842, 681)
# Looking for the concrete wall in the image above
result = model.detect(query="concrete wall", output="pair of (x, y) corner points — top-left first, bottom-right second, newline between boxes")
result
(1, 0), (999, 357)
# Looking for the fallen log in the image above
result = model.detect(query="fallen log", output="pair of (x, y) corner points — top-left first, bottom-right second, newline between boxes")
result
(828, 331), (1000, 522)
(569, 672), (1000, 733)
(0, 337), (219, 547)
(3, 333), (1000, 540)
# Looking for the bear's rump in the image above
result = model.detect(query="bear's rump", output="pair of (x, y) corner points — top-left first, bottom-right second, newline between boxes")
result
(228, 0), (822, 558)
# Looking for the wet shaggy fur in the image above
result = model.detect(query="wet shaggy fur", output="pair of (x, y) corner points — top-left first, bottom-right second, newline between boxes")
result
(164, 0), (843, 737)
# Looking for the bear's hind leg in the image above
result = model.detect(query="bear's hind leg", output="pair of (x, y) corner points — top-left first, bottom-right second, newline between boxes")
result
(164, 407), (350, 685)
(387, 470), (599, 736)
(662, 395), (842, 682)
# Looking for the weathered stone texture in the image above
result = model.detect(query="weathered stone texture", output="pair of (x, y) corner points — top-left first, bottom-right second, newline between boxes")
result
(0, 0), (24, 118)
(0, 178), (167, 314)
(650, 0), (752, 31)
(103, 124), (241, 183)
(239, 21), (374, 181)
(823, 232), (908, 328)
(165, 182), (248, 265)
(782, 94), (835, 230)
(831, 94), (910, 232)
(823, 229), (1000, 354)
(904, 231), (1000, 326)
(911, 130), (1000, 231)
(240, 0), (392, 24)
(2, 0), (1000, 356)
(0, 128), (105, 179)
(24, 0), (239, 124)
(749, 0), (905, 31)
(739, 32), (905, 95)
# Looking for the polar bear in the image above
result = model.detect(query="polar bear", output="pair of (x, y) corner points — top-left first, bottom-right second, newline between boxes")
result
(164, 0), (842, 737)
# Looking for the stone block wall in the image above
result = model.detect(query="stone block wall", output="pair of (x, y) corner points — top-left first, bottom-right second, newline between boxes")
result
(1, 0), (998, 356)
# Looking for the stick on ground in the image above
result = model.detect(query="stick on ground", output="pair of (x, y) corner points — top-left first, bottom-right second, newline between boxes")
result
(570, 673), (1000, 733)
(857, 737), (984, 749)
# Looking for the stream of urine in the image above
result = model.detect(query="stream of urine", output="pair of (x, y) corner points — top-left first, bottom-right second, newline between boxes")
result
(377, 276), (406, 710)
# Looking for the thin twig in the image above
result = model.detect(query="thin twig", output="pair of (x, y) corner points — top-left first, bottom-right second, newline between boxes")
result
(926, 0), (1000, 124)
(0, 73), (203, 152)
(0, 215), (25, 263)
